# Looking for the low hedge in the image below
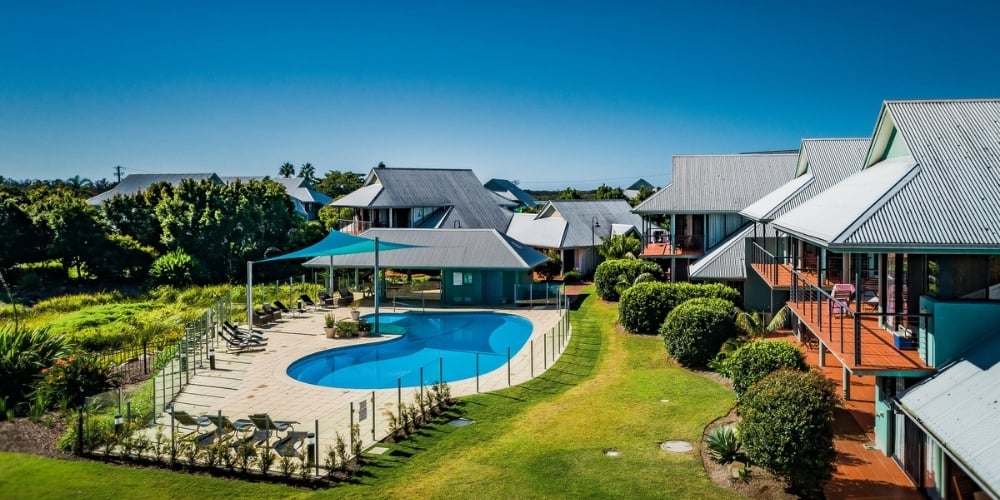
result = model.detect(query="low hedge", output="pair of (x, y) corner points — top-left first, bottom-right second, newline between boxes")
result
(619, 281), (740, 334)
(659, 297), (736, 367)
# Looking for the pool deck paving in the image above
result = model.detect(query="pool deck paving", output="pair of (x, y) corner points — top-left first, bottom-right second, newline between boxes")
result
(162, 303), (568, 453)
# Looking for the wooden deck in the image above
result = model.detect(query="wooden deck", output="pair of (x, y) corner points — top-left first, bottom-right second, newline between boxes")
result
(750, 262), (842, 289)
(640, 242), (703, 258)
(787, 299), (929, 374)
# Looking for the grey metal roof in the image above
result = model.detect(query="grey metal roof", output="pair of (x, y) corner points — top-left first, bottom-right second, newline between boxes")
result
(330, 167), (513, 232)
(689, 225), (752, 280)
(302, 228), (548, 270)
(523, 199), (642, 249)
(87, 173), (222, 205)
(898, 335), (1000, 498)
(742, 139), (870, 222)
(505, 213), (567, 248)
(774, 100), (1000, 252)
(633, 153), (798, 214)
(484, 178), (537, 207)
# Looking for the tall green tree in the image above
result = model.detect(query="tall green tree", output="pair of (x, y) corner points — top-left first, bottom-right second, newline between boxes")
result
(0, 190), (43, 270)
(556, 187), (583, 200)
(594, 183), (625, 200)
(31, 189), (106, 279)
(278, 162), (296, 178)
(298, 162), (316, 182)
(314, 170), (365, 199)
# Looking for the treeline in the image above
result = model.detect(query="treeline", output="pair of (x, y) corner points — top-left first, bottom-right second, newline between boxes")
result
(0, 178), (326, 290)
(527, 183), (655, 206)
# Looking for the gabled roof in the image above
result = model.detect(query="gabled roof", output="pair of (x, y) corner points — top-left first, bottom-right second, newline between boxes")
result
(741, 139), (870, 222)
(87, 173), (222, 205)
(507, 199), (641, 249)
(899, 334), (1000, 499)
(331, 167), (513, 232)
(772, 100), (1000, 252)
(633, 153), (798, 214)
(484, 178), (537, 207)
(626, 178), (654, 191)
(301, 228), (548, 270)
(689, 225), (753, 281)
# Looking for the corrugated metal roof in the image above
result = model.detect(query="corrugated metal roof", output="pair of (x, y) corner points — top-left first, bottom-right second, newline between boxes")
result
(548, 200), (643, 248)
(689, 225), (752, 280)
(774, 100), (1000, 251)
(632, 153), (798, 214)
(740, 173), (814, 221)
(742, 138), (870, 222)
(505, 213), (567, 248)
(898, 335), (1000, 498)
(484, 178), (537, 206)
(330, 168), (513, 232)
(302, 228), (548, 270)
(87, 173), (222, 204)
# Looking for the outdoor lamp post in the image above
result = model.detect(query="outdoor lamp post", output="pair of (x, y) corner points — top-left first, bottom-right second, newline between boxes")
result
(591, 216), (601, 272)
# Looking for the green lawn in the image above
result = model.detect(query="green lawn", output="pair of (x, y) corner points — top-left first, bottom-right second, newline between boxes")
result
(0, 286), (738, 499)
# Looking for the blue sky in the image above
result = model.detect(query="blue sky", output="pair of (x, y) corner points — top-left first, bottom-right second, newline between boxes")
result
(2, 1), (998, 190)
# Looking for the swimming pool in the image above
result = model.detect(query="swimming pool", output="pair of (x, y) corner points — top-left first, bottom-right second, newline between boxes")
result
(287, 311), (533, 389)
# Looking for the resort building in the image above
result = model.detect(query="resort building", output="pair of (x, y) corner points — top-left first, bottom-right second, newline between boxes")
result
(302, 228), (550, 307)
(632, 152), (798, 284)
(484, 178), (537, 211)
(330, 166), (513, 234)
(504, 199), (642, 276)
(751, 99), (1000, 499)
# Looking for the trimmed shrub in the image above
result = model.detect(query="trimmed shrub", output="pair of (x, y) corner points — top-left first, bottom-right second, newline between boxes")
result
(562, 270), (583, 284)
(738, 369), (838, 498)
(620, 281), (740, 334)
(659, 297), (737, 366)
(724, 340), (807, 399)
(594, 259), (662, 302)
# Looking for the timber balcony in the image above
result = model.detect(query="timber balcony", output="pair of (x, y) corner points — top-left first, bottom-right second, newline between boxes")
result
(751, 243), (932, 374)
(640, 232), (705, 258)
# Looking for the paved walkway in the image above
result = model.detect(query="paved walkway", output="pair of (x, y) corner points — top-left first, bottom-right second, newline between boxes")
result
(164, 303), (567, 453)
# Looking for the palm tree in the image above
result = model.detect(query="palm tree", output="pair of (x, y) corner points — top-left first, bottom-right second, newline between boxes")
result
(599, 234), (641, 260)
(735, 305), (790, 340)
(278, 162), (295, 178)
(298, 162), (316, 181)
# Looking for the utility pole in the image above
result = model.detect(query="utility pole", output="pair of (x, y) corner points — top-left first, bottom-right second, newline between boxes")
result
(114, 165), (124, 183)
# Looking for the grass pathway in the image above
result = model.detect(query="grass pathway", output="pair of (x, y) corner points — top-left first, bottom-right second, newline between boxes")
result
(0, 287), (738, 499)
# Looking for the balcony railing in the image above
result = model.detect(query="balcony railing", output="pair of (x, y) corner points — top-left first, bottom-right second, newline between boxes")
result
(749, 242), (847, 288)
(337, 219), (372, 235)
(640, 233), (705, 257)
(787, 269), (931, 370)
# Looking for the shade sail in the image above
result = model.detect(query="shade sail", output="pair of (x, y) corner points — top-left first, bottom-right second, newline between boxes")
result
(257, 230), (415, 262)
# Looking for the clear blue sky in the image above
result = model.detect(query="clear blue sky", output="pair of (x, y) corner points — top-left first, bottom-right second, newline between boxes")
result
(2, 1), (998, 190)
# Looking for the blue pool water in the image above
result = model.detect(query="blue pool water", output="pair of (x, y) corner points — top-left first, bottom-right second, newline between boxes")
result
(287, 311), (533, 389)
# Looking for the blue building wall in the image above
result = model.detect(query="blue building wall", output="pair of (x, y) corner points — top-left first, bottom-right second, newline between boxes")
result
(919, 297), (1000, 368)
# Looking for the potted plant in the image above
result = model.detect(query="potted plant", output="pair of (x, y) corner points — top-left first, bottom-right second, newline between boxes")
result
(324, 313), (337, 338)
(336, 320), (357, 338)
(357, 318), (372, 337)
(350, 301), (361, 321)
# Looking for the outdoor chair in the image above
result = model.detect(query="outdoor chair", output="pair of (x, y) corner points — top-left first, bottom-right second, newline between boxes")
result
(262, 303), (283, 321)
(251, 309), (273, 327)
(830, 283), (854, 315)
(271, 300), (292, 314)
(218, 328), (266, 353)
(317, 291), (336, 307)
(337, 287), (355, 306)
(299, 294), (319, 310)
(170, 410), (212, 441)
(222, 321), (267, 342)
(273, 430), (311, 457)
(248, 413), (300, 440)
(203, 414), (255, 446)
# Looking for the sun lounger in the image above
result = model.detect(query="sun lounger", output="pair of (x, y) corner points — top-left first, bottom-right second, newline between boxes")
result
(318, 291), (336, 307)
(249, 413), (300, 440)
(299, 294), (320, 310)
(337, 287), (354, 306)
(218, 328), (266, 353)
(252, 309), (274, 327)
(222, 321), (267, 341)
(273, 430), (311, 457)
(169, 409), (212, 441)
(271, 300), (293, 315)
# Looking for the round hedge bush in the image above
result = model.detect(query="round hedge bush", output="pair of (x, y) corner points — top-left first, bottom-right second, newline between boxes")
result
(659, 297), (737, 366)
(620, 281), (741, 334)
(738, 369), (838, 498)
(594, 259), (662, 302)
(724, 340), (807, 399)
